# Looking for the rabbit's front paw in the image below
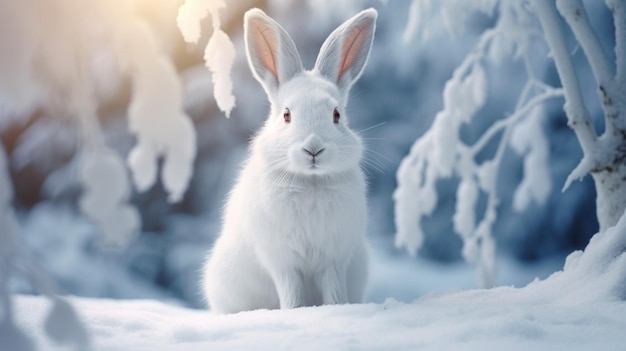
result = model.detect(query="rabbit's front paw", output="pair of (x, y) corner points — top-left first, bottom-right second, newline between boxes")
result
(318, 267), (348, 305)
(275, 271), (304, 309)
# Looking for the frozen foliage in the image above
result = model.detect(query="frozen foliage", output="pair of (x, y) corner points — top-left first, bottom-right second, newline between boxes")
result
(124, 48), (197, 204)
(404, 0), (498, 42)
(1, 144), (90, 351)
(0, 0), (199, 236)
(510, 106), (552, 212)
(177, 0), (236, 117)
(204, 30), (236, 117)
(1, 1), (204, 349)
(395, 0), (625, 287)
(395, 0), (561, 287)
(105, 1), (197, 203)
(79, 150), (140, 247)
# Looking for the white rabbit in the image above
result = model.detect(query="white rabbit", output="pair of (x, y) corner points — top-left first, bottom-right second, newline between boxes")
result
(202, 7), (377, 314)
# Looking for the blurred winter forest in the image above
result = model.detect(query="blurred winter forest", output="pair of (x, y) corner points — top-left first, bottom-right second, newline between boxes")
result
(0, 0), (617, 314)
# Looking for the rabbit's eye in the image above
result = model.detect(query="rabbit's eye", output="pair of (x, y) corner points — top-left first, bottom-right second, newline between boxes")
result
(283, 108), (291, 123)
(333, 108), (340, 124)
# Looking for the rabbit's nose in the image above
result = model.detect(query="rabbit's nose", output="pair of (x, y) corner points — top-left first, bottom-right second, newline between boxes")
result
(303, 147), (325, 157)
(302, 135), (325, 156)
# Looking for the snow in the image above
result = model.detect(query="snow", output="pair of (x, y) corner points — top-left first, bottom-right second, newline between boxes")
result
(14, 291), (626, 351)
(11, 211), (626, 350)
(42, 297), (89, 349)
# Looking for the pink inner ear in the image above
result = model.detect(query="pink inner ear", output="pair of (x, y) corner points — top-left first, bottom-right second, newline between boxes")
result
(252, 23), (279, 81)
(339, 23), (368, 81)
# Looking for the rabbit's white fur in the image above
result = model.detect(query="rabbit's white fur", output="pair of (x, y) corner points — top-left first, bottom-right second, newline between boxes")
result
(203, 8), (377, 314)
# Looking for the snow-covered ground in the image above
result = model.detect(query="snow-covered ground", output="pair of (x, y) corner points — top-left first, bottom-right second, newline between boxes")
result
(14, 210), (626, 350)
(15, 290), (626, 351)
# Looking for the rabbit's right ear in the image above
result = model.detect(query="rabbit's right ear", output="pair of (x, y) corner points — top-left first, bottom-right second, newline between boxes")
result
(244, 9), (303, 97)
(314, 9), (377, 97)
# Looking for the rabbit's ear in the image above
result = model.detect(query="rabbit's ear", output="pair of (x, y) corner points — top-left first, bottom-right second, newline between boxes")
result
(314, 9), (377, 96)
(244, 9), (303, 97)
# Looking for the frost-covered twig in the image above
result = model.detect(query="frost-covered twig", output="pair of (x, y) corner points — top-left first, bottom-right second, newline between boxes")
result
(177, 0), (236, 117)
(471, 83), (562, 156)
(396, 0), (563, 288)
(68, 76), (141, 247)
(608, 0), (626, 83)
(530, 0), (597, 165)
(556, 0), (622, 138)
(556, 0), (613, 84)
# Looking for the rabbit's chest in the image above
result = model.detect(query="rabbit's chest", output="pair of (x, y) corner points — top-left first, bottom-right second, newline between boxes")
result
(257, 183), (365, 255)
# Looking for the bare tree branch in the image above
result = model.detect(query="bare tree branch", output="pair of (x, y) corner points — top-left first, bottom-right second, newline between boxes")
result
(530, 0), (597, 154)
(607, 0), (626, 83)
(557, 0), (614, 83)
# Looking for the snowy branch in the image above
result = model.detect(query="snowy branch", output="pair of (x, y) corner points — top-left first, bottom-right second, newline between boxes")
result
(102, 1), (198, 204)
(607, 0), (626, 83)
(177, 0), (236, 117)
(533, 1), (625, 231)
(470, 84), (563, 156)
(530, 0), (598, 190)
(396, 0), (567, 288)
(556, 0), (613, 84)
(556, 0), (624, 138)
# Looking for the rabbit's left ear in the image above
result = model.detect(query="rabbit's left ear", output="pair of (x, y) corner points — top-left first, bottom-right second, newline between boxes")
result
(314, 8), (377, 96)
(244, 8), (303, 98)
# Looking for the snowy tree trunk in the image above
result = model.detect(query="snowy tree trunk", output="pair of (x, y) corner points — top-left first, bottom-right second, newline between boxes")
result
(593, 166), (626, 232)
(590, 0), (626, 231)
(532, 0), (626, 232)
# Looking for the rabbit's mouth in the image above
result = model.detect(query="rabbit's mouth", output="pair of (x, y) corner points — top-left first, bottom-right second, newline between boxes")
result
(306, 161), (322, 172)
(306, 147), (324, 168)
(286, 138), (332, 174)
(293, 157), (326, 175)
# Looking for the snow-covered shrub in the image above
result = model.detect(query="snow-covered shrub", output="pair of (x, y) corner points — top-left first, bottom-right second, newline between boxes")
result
(0, 0), (198, 245)
(0, 0), (205, 347)
(1, 143), (90, 350)
(395, 0), (626, 288)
